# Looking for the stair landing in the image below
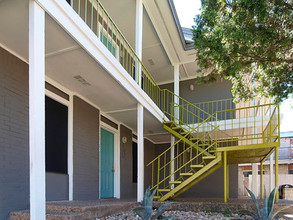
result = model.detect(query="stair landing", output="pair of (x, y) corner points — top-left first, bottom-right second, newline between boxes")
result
(10, 199), (138, 220)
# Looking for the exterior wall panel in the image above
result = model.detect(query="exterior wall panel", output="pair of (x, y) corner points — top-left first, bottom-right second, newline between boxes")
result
(0, 47), (29, 220)
(46, 173), (69, 201)
(160, 78), (233, 104)
(73, 96), (100, 200)
(120, 125), (136, 199)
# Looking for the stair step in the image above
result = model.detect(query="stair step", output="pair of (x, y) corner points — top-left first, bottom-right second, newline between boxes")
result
(180, 173), (193, 177)
(158, 189), (171, 192)
(190, 164), (204, 169)
(172, 126), (183, 132)
(164, 121), (176, 127)
(180, 131), (190, 135)
(169, 181), (182, 184)
(153, 196), (160, 199)
(203, 156), (216, 160)
(189, 137), (198, 141)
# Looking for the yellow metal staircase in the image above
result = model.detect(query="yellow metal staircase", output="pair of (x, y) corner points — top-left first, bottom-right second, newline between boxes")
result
(147, 98), (280, 202)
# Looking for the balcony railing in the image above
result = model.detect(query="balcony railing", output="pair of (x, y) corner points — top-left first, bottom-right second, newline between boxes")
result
(68, 0), (161, 105)
(67, 0), (216, 121)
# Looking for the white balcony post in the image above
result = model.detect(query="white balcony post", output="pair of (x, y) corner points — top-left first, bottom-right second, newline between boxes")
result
(251, 163), (258, 196)
(137, 103), (144, 202)
(29, 1), (46, 219)
(135, 0), (143, 86)
(174, 64), (180, 122)
(170, 136), (175, 189)
(251, 78), (258, 196)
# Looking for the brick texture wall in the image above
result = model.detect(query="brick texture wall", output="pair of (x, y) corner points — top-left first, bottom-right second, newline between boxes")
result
(0, 47), (29, 220)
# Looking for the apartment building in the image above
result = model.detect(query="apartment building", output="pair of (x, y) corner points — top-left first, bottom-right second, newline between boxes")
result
(0, 0), (280, 219)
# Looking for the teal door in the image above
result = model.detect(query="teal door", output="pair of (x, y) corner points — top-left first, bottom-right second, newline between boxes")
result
(100, 128), (114, 198)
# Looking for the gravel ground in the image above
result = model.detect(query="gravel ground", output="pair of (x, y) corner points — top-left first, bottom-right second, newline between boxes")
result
(96, 210), (253, 219)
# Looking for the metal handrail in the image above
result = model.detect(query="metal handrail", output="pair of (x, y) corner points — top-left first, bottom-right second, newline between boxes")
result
(147, 103), (280, 191)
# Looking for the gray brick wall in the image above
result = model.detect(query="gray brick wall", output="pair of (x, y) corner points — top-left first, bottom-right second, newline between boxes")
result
(0, 47), (29, 220)
(73, 96), (100, 200)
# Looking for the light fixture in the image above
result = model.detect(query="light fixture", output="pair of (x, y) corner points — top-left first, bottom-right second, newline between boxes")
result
(122, 136), (127, 144)
(189, 84), (194, 91)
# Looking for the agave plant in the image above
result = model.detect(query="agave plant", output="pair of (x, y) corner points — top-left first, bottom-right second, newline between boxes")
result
(133, 186), (175, 220)
(241, 186), (289, 220)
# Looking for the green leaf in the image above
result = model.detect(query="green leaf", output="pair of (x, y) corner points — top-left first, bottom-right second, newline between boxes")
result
(269, 205), (291, 219)
(151, 202), (176, 219)
(245, 187), (261, 219)
(238, 210), (258, 219)
(192, 0), (293, 103)
(267, 186), (277, 215)
(133, 207), (150, 220)
(263, 185), (268, 218)
(142, 187), (157, 217)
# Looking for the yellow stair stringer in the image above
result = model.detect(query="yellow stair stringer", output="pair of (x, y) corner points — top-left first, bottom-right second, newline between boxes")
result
(171, 160), (223, 200)
(158, 152), (222, 201)
(163, 124), (212, 157)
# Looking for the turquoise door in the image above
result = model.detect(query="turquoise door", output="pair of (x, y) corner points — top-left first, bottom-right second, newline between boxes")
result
(100, 128), (114, 198)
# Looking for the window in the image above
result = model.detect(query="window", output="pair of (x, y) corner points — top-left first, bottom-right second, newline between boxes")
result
(100, 31), (117, 57)
(133, 142), (137, 183)
(45, 96), (68, 174)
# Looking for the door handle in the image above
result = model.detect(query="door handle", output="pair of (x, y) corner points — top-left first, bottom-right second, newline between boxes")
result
(112, 169), (115, 172)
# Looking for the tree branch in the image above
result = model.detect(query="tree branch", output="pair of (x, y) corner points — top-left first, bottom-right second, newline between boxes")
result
(236, 51), (293, 63)
(281, 1), (293, 10)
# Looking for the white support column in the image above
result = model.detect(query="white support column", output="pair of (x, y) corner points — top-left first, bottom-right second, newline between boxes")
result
(29, 1), (46, 219)
(269, 154), (274, 191)
(68, 94), (74, 200)
(250, 86), (258, 196)
(135, 0), (143, 86)
(170, 136), (175, 189)
(137, 103), (144, 202)
(174, 64), (180, 122)
(251, 163), (258, 196)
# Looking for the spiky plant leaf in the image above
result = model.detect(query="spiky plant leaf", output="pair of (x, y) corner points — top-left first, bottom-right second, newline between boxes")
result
(245, 187), (261, 219)
(133, 207), (150, 220)
(151, 202), (176, 220)
(238, 209), (258, 219)
(275, 215), (287, 220)
(261, 207), (269, 220)
(267, 186), (277, 215)
(269, 205), (290, 220)
(262, 186), (268, 219)
(142, 187), (157, 218)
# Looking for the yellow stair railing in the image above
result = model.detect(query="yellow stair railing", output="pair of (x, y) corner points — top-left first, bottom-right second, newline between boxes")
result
(147, 110), (223, 200)
(147, 102), (279, 201)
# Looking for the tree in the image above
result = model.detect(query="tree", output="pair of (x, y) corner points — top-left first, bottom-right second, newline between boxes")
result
(192, 0), (293, 103)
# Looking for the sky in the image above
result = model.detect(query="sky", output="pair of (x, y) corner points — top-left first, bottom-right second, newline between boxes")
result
(173, 0), (201, 28)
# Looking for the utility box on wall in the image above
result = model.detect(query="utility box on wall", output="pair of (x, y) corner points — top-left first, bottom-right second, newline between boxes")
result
(284, 188), (293, 200)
